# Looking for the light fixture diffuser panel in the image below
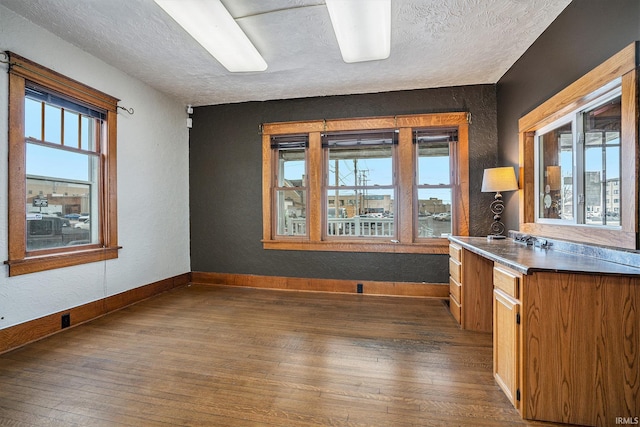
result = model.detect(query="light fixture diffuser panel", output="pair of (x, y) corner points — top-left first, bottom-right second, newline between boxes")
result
(154, 0), (267, 72)
(326, 0), (391, 63)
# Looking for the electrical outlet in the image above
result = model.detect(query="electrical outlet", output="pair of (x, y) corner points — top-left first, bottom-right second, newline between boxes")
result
(357, 283), (363, 293)
(61, 313), (71, 329)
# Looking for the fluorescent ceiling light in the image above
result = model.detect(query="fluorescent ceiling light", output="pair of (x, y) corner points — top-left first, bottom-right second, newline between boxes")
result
(326, 0), (391, 63)
(154, 0), (267, 72)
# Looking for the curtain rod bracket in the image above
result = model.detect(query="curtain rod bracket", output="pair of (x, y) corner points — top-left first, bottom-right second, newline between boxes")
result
(117, 105), (134, 115)
(0, 51), (11, 66)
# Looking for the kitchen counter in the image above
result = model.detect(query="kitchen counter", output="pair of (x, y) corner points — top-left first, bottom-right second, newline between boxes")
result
(448, 235), (640, 276)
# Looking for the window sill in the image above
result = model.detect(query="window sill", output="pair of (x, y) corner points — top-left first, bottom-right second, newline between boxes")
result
(262, 239), (449, 254)
(5, 246), (121, 276)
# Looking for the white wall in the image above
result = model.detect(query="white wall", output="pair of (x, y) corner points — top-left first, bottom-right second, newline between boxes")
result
(0, 5), (191, 328)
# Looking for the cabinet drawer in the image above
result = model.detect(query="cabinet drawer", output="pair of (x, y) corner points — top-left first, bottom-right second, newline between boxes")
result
(449, 277), (461, 303)
(449, 295), (461, 324)
(449, 244), (462, 261)
(449, 258), (462, 283)
(493, 265), (520, 298)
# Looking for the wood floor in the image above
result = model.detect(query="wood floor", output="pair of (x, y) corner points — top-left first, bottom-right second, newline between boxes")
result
(0, 284), (563, 426)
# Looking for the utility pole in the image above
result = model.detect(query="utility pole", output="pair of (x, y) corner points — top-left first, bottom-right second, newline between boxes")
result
(359, 170), (369, 214)
(354, 159), (359, 215)
(334, 159), (339, 216)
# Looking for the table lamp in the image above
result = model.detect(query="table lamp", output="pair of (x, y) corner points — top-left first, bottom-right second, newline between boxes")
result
(481, 167), (519, 238)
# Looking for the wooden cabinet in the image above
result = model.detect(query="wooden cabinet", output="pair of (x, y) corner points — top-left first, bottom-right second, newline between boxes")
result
(492, 264), (640, 425)
(448, 244), (493, 332)
(449, 236), (640, 426)
(522, 271), (640, 425)
(492, 266), (521, 410)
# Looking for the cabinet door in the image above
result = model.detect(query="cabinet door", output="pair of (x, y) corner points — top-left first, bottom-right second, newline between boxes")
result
(493, 288), (520, 409)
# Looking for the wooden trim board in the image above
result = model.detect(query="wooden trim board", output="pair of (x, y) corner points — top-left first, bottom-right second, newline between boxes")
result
(1, 272), (448, 354)
(0, 273), (191, 354)
(191, 271), (449, 298)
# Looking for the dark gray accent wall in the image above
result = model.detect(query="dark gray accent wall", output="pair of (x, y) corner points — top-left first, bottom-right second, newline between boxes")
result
(190, 85), (497, 283)
(497, 0), (640, 232)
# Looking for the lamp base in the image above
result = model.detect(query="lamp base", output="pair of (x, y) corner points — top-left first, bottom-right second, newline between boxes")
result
(488, 192), (506, 236)
(487, 234), (506, 240)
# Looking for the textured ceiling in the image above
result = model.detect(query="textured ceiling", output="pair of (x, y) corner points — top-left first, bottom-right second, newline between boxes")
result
(0, 0), (571, 106)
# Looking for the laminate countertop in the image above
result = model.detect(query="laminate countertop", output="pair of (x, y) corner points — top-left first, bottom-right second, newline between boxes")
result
(449, 236), (640, 276)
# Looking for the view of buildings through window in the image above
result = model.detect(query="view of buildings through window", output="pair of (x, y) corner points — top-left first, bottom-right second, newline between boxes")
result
(537, 92), (621, 226)
(6, 52), (119, 276)
(273, 128), (455, 239)
(324, 131), (396, 238)
(415, 128), (456, 237)
(273, 135), (307, 236)
(24, 86), (102, 250)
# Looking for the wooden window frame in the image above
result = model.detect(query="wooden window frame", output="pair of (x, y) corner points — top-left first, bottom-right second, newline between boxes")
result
(518, 42), (639, 249)
(271, 134), (309, 239)
(414, 127), (459, 243)
(262, 113), (470, 254)
(322, 129), (398, 241)
(5, 52), (120, 276)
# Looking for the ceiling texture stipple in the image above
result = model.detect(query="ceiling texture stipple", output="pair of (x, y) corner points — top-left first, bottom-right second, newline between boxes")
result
(0, 0), (571, 106)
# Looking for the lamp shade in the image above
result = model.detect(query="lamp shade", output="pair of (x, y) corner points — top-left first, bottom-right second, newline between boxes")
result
(481, 167), (518, 193)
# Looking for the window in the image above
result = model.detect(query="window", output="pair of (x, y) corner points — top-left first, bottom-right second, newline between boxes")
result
(583, 95), (621, 227)
(6, 52), (120, 276)
(262, 113), (469, 254)
(324, 130), (396, 238)
(415, 128), (457, 239)
(535, 90), (621, 226)
(271, 135), (307, 237)
(519, 42), (638, 249)
(25, 86), (103, 250)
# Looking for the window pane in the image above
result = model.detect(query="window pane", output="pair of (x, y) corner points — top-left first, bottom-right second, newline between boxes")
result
(44, 104), (61, 144)
(273, 136), (307, 237)
(275, 189), (306, 236)
(417, 142), (451, 185)
(277, 148), (305, 186)
(584, 96), (621, 226)
(27, 142), (97, 182)
(538, 122), (573, 220)
(25, 98), (42, 140)
(26, 140), (100, 251)
(327, 146), (393, 187)
(417, 188), (452, 237)
(81, 115), (98, 151)
(64, 110), (80, 148)
(325, 132), (395, 238)
(326, 189), (394, 237)
(26, 178), (97, 251)
(605, 145), (620, 225)
(584, 140), (603, 224)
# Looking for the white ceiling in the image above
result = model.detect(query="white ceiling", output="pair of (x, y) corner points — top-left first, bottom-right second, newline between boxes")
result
(0, 0), (571, 106)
